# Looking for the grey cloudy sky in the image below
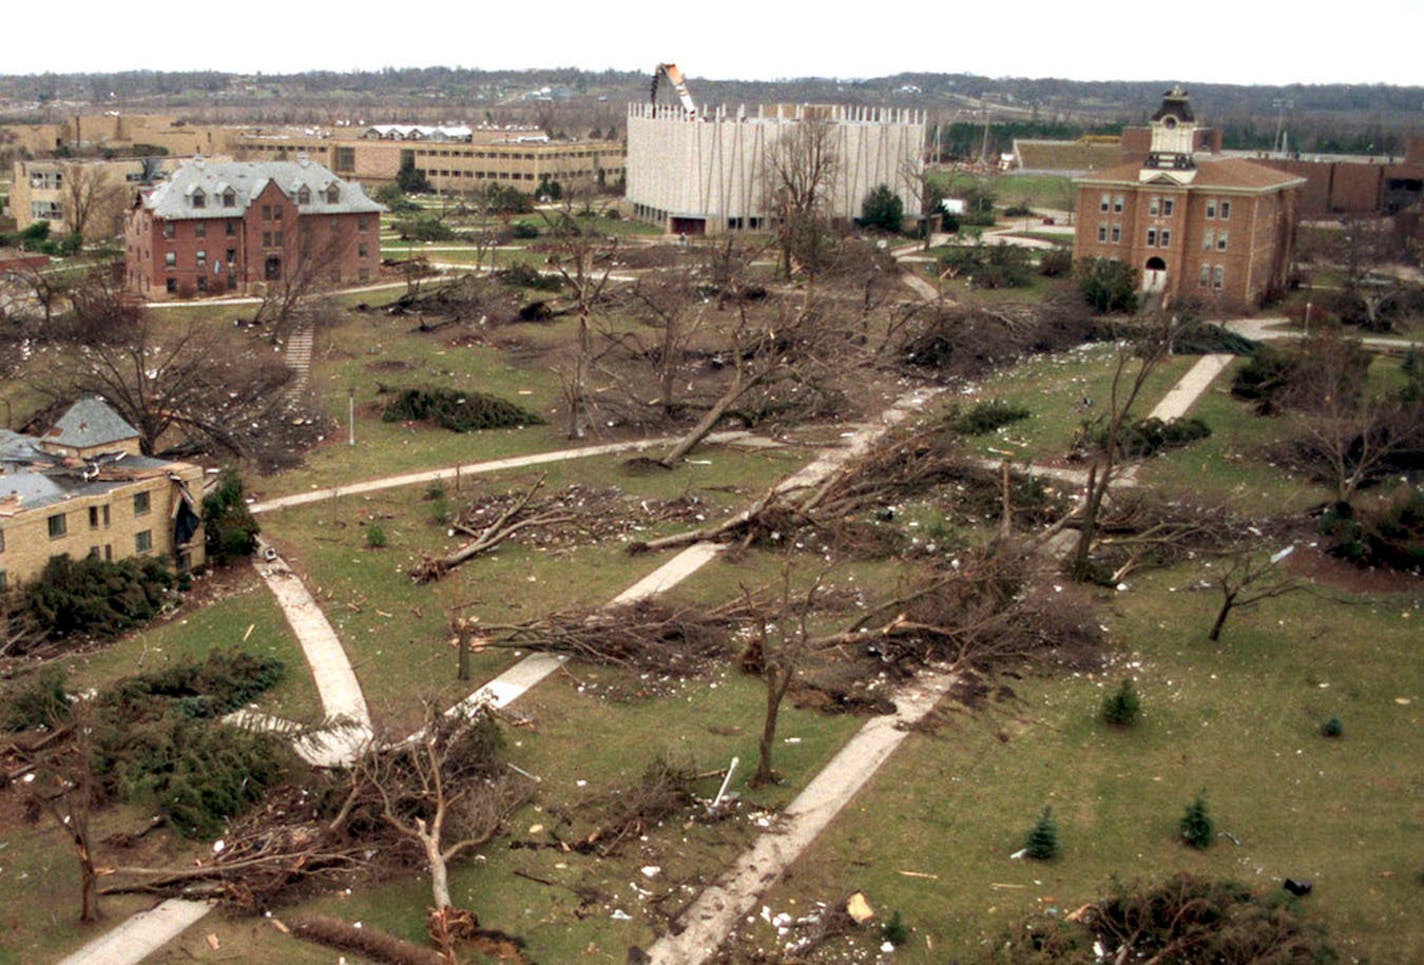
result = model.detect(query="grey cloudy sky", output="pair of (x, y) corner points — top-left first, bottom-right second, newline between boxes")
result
(9, 0), (1420, 87)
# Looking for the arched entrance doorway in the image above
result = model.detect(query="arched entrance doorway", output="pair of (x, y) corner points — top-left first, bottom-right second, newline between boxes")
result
(1142, 256), (1167, 293)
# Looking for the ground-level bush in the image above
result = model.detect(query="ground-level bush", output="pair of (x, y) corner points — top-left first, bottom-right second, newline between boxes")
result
(946, 399), (1031, 436)
(25, 555), (175, 638)
(1, 665), (71, 731)
(381, 387), (545, 432)
(1100, 415), (1212, 459)
(1100, 678), (1141, 726)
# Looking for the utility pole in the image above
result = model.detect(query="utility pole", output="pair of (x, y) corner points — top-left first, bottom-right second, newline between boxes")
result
(1272, 98), (1293, 156)
(348, 387), (355, 446)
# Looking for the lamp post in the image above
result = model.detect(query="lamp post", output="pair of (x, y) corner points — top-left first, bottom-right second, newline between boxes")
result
(348, 387), (355, 447)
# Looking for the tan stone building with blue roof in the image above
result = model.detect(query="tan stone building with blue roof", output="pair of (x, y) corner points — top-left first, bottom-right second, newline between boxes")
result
(0, 397), (205, 591)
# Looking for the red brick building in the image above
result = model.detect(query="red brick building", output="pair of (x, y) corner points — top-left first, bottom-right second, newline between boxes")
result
(125, 157), (383, 299)
(1073, 88), (1306, 311)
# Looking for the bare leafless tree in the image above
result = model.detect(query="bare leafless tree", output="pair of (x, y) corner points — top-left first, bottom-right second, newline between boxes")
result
(763, 115), (841, 279)
(540, 183), (617, 438)
(1208, 548), (1305, 642)
(1071, 320), (1173, 580)
(60, 162), (127, 240)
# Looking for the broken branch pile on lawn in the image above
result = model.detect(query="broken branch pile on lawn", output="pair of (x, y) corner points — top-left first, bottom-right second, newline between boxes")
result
(477, 599), (734, 680)
(542, 753), (701, 857)
(630, 423), (984, 556)
(411, 478), (713, 582)
(381, 274), (521, 325)
(103, 709), (534, 914)
(898, 296), (1099, 379)
(1088, 494), (1286, 581)
(815, 548), (1102, 673)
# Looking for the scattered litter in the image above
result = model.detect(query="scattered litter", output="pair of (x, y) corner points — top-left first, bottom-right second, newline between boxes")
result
(611, 909), (632, 920)
(528, 824), (544, 835)
(897, 870), (938, 880)
(204, 934), (220, 951)
(1009, 848), (1028, 860)
(846, 892), (874, 924)
(881, 941), (895, 953)
(212, 839), (225, 854)
(641, 866), (661, 879)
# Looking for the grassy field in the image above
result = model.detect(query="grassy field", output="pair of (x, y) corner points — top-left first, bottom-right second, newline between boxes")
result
(739, 567), (1423, 961)
(951, 343), (1197, 463)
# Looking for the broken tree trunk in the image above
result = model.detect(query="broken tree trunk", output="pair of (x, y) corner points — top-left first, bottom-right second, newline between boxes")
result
(411, 475), (572, 583)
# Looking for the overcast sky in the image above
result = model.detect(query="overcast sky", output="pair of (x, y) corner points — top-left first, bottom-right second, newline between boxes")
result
(5, 0), (1420, 88)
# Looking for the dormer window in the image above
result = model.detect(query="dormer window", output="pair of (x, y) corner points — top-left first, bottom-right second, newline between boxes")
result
(191, 188), (206, 209)
(222, 188), (236, 208)
(297, 185), (312, 205)
(325, 184), (340, 204)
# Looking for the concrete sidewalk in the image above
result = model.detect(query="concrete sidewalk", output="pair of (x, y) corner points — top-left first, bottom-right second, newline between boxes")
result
(57, 899), (214, 965)
(647, 669), (959, 965)
(249, 432), (751, 515)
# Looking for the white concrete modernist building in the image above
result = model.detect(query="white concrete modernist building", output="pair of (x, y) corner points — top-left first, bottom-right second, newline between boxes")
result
(626, 102), (926, 234)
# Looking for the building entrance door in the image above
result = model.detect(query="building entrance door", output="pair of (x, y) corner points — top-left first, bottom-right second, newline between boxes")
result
(1142, 256), (1167, 292)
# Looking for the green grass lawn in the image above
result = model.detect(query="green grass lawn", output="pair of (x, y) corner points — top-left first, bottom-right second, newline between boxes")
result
(952, 344), (1196, 463)
(741, 568), (1424, 961)
(994, 173), (1075, 210)
(256, 445), (806, 729)
(58, 568), (323, 725)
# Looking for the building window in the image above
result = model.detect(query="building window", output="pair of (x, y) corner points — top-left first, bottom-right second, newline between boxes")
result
(1096, 223), (1107, 243)
(1113, 195), (1124, 213)
(1212, 266), (1225, 290)
(358, 243), (369, 258)
(195, 250), (206, 267)
(1219, 200), (1231, 220)
(274, 230), (283, 246)
(197, 276), (207, 291)
(163, 222), (175, 239)
(1146, 228), (1157, 247)
(225, 248), (236, 264)
(0, 570), (6, 592)
(326, 184), (340, 203)
(1202, 229), (1214, 251)
(1217, 231), (1228, 251)
(222, 188), (236, 208)
(1110, 224), (1121, 243)
(1163, 199), (1175, 216)
(1148, 196), (1160, 216)
(193, 222), (206, 238)
(134, 491), (150, 516)
(297, 185), (312, 205)
(1205, 199), (1217, 219)
(263, 231), (272, 247)
(1199, 264), (1210, 287)
(166, 278), (176, 293)
(335, 147), (355, 172)
(135, 530), (152, 554)
(191, 189), (205, 209)
(48, 513), (66, 539)
(1160, 230), (1171, 248)
(164, 252), (176, 267)
(359, 268), (371, 282)
(226, 220), (236, 236)
(358, 218), (369, 232)
(274, 206), (282, 220)
(0, 528), (4, 552)
(262, 205), (271, 220)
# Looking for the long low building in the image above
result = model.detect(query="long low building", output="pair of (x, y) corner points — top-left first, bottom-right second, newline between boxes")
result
(625, 102), (925, 235)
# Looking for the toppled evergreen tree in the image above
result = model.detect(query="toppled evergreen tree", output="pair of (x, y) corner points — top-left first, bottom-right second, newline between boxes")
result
(25, 555), (175, 638)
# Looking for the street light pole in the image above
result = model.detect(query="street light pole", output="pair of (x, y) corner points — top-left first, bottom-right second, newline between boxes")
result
(348, 387), (355, 446)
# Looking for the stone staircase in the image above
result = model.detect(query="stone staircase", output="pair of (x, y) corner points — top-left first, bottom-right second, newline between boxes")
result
(283, 325), (314, 396)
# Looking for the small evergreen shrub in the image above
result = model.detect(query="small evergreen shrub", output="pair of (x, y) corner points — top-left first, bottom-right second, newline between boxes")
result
(1002, 203), (1034, 217)
(1101, 679), (1141, 727)
(365, 524), (387, 549)
(510, 221), (540, 240)
(1180, 792), (1215, 849)
(947, 399), (1031, 436)
(1171, 323), (1259, 356)
(1024, 807), (1061, 860)
(202, 467), (260, 565)
(2, 665), (71, 731)
(880, 910), (909, 947)
(381, 387), (545, 432)
(1321, 716), (1344, 738)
